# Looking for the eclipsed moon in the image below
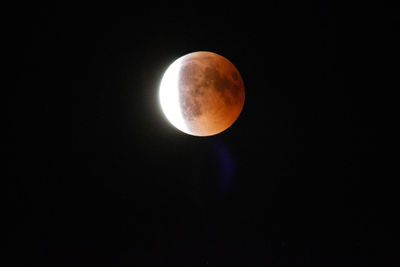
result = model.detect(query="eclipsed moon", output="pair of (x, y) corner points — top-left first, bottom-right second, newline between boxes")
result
(159, 51), (245, 136)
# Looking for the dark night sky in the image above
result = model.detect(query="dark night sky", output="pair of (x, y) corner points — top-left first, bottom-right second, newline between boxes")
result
(8, 3), (399, 266)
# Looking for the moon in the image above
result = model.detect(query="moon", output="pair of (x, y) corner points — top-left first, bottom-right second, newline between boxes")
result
(159, 51), (245, 136)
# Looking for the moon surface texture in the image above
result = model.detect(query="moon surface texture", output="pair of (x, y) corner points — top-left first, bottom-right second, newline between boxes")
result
(159, 51), (245, 136)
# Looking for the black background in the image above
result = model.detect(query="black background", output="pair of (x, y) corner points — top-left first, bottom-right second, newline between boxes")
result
(8, 3), (399, 266)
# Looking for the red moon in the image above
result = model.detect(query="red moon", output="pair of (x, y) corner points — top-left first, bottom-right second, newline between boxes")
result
(159, 51), (245, 136)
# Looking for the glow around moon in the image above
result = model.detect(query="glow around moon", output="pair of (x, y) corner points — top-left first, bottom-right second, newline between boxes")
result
(159, 51), (245, 136)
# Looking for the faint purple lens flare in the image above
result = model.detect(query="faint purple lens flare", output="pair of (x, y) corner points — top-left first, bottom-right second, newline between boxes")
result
(213, 141), (234, 194)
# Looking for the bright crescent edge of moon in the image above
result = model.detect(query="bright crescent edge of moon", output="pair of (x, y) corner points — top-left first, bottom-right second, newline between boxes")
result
(159, 56), (189, 135)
